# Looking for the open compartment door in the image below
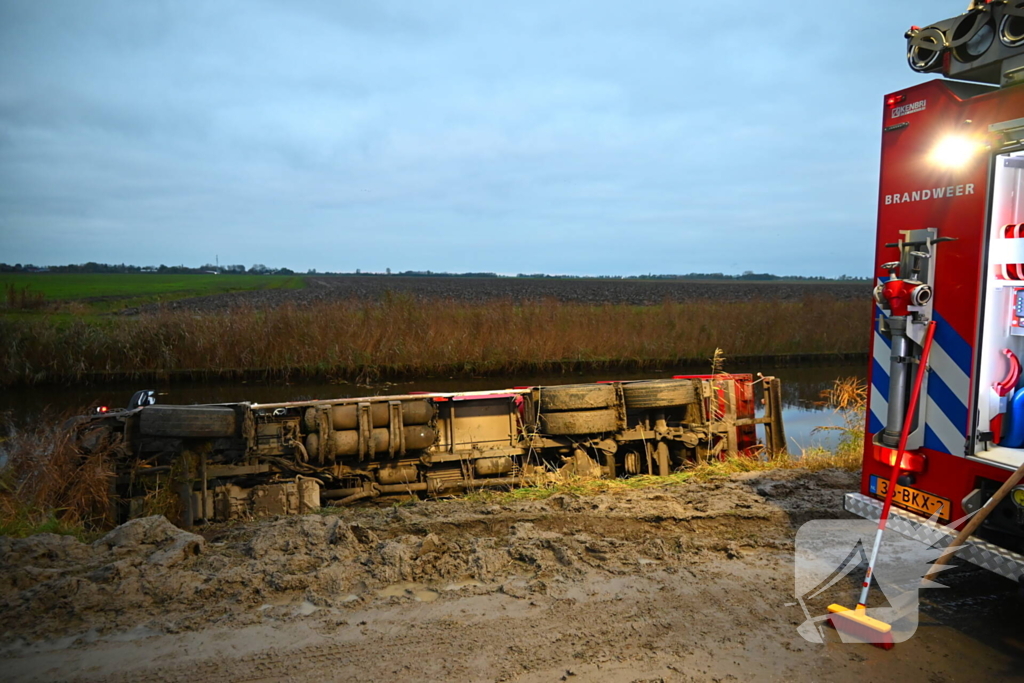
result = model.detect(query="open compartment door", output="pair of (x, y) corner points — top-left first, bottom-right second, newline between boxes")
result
(973, 126), (1024, 468)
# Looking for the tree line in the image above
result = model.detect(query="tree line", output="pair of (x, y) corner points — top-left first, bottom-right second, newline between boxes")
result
(0, 262), (869, 282)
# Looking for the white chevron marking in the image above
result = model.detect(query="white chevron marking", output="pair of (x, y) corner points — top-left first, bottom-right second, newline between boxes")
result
(925, 392), (965, 456)
(928, 342), (970, 409)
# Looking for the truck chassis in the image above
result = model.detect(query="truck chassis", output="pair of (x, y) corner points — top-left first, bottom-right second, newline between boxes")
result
(72, 375), (786, 525)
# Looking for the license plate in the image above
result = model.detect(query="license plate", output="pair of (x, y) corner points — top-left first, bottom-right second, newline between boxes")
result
(869, 475), (951, 522)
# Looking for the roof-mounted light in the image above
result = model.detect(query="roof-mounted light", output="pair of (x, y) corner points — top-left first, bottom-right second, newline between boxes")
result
(1000, 3), (1024, 48)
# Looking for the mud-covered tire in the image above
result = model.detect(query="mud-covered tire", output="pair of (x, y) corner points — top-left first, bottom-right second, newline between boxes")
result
(538, 383), (618, 411)
(540, 408), (619, 435)
(140, 405), (239, 438)
(623, 379), (697, 410)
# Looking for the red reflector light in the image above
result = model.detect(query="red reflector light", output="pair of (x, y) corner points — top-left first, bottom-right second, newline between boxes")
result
(98, 406), (109, 413)
(873, 446), (926, 473)
(886, 94), (906, 107)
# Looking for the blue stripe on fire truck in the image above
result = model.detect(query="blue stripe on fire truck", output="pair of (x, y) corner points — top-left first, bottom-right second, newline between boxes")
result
(868, 357), (888, 435)
(932, 310), (972, 376)
(869, 288), (971, 456)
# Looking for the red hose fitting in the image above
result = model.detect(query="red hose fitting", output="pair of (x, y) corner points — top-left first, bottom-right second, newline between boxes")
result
(881, 278), (916, 317)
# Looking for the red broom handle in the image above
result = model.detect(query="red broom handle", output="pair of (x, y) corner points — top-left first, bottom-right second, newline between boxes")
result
(878, 320), (937, 529)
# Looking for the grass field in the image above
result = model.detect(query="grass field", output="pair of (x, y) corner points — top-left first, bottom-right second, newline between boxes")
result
(1, 273), (304, 314)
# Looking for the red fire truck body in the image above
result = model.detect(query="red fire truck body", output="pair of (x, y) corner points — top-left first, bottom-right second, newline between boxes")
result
(848, 3), (1024, 582)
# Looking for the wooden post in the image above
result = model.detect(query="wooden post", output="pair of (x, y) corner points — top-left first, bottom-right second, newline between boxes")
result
(763, 377), (787, 456)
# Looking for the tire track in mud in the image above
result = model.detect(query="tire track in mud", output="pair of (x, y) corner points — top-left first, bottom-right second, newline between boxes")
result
(6, 468), (1021, 682)
(89, 565), (797, 683)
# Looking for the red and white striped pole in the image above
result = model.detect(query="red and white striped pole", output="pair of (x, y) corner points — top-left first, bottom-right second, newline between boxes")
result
(857, 320), (936, 610)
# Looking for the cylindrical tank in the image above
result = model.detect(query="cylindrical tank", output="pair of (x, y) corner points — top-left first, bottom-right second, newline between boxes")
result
(305, 425), (437, 457)
(376, 463), (419, 485)
(475, 456), (513, 477)
(305, 400), (434, 431)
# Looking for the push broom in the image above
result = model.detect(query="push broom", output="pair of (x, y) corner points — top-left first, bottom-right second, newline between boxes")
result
(827, 319), (936, 650)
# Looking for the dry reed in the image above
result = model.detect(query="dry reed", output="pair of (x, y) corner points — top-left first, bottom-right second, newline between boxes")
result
(0, 413), (115, 536)
(3, 284), (46, 311)
(0, 295), (869, 387)
(808, 376), (867, 456)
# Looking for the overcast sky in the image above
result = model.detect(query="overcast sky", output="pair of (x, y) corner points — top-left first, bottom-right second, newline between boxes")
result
(0, 1), (969, 276)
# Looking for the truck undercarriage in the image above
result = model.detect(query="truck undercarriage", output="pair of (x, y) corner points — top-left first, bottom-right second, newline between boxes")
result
(71, 375), (786, 525)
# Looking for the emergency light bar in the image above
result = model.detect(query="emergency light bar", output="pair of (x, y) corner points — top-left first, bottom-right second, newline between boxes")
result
(907, 1), (1024, 86)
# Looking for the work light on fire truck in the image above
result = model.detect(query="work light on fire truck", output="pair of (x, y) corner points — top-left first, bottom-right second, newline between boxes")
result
(929, 135), (982, 168)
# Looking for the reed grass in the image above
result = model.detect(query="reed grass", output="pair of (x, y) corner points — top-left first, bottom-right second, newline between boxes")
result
(3, 283), (46, 311)
(463, 447), (862, 504)
(0, 412), (115, 538)
(0, 295), (868, 387)
(804, 375), (868, 470)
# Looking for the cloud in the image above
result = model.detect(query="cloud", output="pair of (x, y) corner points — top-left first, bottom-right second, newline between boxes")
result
(0, 1), (966, 275)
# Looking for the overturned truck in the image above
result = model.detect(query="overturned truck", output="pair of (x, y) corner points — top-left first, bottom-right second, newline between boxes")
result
(77, 374), (786, 525)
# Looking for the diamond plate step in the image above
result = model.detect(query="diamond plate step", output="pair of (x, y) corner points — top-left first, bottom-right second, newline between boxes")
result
(845, 492), (1024, 582)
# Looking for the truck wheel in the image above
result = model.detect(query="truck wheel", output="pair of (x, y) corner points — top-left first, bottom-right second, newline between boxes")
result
(538, 383), (618, 411)
(540, 408), (619, 435)
(623, 379), (697, 410)
(140, 405), (239, 438)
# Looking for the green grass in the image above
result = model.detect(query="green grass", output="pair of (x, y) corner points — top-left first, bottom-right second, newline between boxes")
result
(0, 510), (96, 540)
(1, 273), (305, 314)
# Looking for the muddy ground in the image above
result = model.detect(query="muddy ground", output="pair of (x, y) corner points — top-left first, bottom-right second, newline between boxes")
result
(1, 469), (1021, 682)
(123, 277), (868, 314)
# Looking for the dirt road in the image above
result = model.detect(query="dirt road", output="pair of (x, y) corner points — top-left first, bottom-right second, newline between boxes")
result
(2, 469), (1022, 682)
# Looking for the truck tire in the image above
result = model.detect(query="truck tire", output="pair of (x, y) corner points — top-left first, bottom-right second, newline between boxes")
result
(540, 408), (619, 435)
(623, 380), (697, 410)
(140, 405), (239, 438)
(538, 383), (618, 412)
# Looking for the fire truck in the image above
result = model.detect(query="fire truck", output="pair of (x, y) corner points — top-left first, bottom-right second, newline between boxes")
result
(846, 1), (1024, 583)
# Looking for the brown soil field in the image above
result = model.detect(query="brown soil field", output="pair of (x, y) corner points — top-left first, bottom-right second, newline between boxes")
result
(124, 277), (869, 314)
(2, 469), (1019, 682)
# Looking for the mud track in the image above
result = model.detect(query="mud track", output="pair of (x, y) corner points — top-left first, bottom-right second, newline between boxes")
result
(1, 469), (1021, 682)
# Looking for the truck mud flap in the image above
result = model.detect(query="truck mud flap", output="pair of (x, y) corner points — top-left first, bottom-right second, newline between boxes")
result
(845, 492), (1024, 582)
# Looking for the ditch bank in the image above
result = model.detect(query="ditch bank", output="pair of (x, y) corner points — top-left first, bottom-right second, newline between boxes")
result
(1, 468), (1020, 682)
